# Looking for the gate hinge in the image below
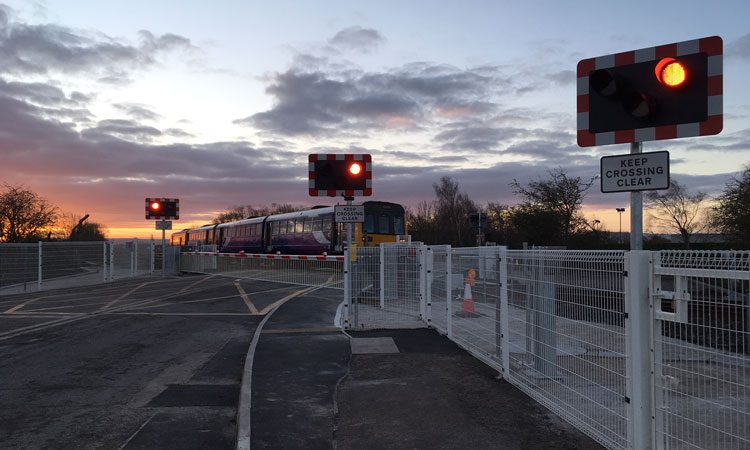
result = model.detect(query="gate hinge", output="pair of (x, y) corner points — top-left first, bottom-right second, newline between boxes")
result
(624, 396), (630, 404)
(623, 312), (629, 319)
(622, 270), (628, 277)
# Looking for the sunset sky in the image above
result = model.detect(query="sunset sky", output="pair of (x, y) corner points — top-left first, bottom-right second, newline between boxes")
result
(1, 0), (749, 238)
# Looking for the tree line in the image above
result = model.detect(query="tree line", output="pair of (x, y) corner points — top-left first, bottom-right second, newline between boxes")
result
(0, 184), (106, 243)
(407, 167), (750, 250)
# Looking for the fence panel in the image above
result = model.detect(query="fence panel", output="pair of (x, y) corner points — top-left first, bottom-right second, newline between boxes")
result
(179, 252), (344, 289)
(41, 242), (107, 289)
(505, 250), (628, 450)
(652, 251), (750, 450)
(446, 247), (503, 371)
(0, 244), (39, 293)
(429, 245), (450, 334)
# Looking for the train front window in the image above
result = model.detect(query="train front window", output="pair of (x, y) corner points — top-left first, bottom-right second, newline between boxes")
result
(394, 216), (405, 235)
(378, 215), (389, 233)
(364, 215), (375, 234)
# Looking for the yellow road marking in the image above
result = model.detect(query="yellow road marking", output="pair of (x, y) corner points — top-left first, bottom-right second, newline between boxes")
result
(234, 280), (259, 314)
(3, 297), (42, 314)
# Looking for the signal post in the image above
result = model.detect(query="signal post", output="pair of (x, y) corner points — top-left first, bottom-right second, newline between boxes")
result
(577, 36), (723, 249)
(576, 36), (723, 449)
(145, 198), (180, 276)
(309, 153), (372, 328)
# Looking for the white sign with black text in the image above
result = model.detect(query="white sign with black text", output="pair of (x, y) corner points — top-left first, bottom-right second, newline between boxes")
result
(155, 220), (173, 230)
(600, 151), (670, 193)
(334, 204), (365, 223)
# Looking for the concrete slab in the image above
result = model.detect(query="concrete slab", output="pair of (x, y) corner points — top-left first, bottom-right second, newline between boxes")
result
(350, 337), (400, 354)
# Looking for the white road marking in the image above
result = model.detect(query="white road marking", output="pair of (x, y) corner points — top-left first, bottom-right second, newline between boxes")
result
(3, 297), (42, 314)
(99, 281), (153, 311)
(117, 413), (157, 450)
(234, 280), (259, 314)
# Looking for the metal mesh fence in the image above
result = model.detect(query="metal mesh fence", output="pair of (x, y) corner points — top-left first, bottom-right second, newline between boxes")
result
(429, 245), (450, 334)
(348, 245), (425, 330)
(179, 252), (344, 289)
(505, 250), (628, 450)
(0, 241), (155, 295)
(0, 244), (39, 292)
(42, 242), (106, 283)
(653, 251), (750, 450)
(447, 247), (504, 371)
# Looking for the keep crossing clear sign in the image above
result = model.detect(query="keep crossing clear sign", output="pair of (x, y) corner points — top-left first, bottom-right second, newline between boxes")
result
(600, 151), (670, 193)
(334, 204), (365, 223)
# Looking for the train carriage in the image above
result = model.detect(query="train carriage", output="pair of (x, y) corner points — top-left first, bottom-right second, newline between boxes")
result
(172, 201), (406, 255)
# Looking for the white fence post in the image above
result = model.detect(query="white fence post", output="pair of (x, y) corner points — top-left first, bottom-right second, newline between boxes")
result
(424, 246), (433, 327)
(379, 244), (385, 309)
(37, 241), (42, 291)
(625, 250), (654, 450)
(109, 241), (114, 282)
(150, 241), (155, 275)
(133, 238), (138, 275)
(344, 248), (351, 329)
(499, 246), (509, 378)
(446, 245), (453, 340)
(103, 241), (107, 282)
(418, 245), (426, 320)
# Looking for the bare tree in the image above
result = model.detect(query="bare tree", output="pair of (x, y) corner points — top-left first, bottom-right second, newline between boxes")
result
(433, 176), (476, 246)
(511, 168), (596, 240)
(406, 201), (439, 244)
(0, 184), (58, 242)
(645, 180), (708, 249)
(212, 203), (304, 224)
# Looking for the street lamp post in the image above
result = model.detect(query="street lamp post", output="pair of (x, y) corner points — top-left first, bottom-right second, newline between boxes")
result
(616, 208), (626, 245)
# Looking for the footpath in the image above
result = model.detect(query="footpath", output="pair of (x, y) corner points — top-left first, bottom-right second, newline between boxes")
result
(246, 287), (602, 450)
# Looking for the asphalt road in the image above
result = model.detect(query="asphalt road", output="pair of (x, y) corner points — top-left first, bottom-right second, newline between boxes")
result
(0, 274), (307, 449)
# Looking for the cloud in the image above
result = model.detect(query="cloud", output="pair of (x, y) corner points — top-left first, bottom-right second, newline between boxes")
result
(83, 119), (162, 143)
(0, 6), (195, 79)
(328, 26), (385, 53)
(237, 62), (504, 137)
(727, 33), (750, 60)
(113, 103), (162, 121)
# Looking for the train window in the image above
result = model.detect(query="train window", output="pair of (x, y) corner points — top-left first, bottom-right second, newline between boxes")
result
(394, 216), (405, 235)
(303, 219), (312, 232)
(295, 220), (304, 233)
(286, 220), (293, 234)
(364, 215), (375, 234)
(379, 215), (390, 234)
(252, 224), (259, 236)
(272, 222), (279, 236)
(322, 215), (332, 232)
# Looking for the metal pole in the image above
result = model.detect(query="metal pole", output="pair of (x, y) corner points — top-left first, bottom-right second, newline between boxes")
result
(345, 197), (354, 326)
(630, 142), (644, 250)
(625, 250), (654, 449)
(103, 241), (107, 282)
(379, 244), (385, 309)
(37, 241), (42, 291)
(446, 245), (453, 340)
(161, 219), (166, 277)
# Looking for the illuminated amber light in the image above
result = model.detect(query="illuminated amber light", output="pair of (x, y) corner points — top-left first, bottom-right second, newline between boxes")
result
(348, 162), (362, 175)
(655, 58), (687, 87)
(150, 202), (161, 210)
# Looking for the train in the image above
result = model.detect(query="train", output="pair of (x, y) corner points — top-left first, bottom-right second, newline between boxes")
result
(170, 201), (406, 254)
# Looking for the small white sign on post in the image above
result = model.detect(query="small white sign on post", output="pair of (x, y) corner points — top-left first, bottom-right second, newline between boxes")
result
(155, 220), (173, 230)
(600, 150), (670, 193)
(334, 204), (365, 223)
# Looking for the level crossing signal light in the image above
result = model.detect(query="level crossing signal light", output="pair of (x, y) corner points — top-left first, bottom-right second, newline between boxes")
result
(145, 198), (179, 220)
(308, 154), (372, 197)
(577, 36), (723, 147)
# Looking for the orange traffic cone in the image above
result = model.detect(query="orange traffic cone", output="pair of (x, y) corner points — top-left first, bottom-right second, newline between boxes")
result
(456, 269), (479, 317)
(462, 282), (475, 313)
